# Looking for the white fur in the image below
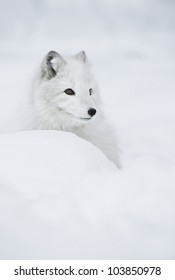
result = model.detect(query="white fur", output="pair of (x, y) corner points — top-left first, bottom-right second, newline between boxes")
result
(27, 51), (120, 168)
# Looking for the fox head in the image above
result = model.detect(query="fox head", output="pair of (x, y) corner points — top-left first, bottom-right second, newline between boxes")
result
(33, 50), (101, 130)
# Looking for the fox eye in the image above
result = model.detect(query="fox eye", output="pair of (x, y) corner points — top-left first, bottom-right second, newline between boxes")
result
(89, 88), (93, 95)
(64, 88), (75, 95)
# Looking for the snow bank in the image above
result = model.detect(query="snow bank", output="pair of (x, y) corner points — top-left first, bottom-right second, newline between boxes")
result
(0, 130), (174, 259)
(0, 130), (116, 192)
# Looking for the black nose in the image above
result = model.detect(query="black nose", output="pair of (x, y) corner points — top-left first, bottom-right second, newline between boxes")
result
(88, 108), (96, 117)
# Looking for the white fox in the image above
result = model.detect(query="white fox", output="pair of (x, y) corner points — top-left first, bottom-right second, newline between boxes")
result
(28, 50), (120, 168)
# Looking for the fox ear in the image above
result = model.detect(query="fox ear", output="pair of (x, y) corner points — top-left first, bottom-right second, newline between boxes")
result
(76, 50), (87, 63)
(41, 51), (66, 79)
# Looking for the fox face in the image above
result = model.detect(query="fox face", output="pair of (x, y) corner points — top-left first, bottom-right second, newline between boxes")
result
(33, 51), (101, 129)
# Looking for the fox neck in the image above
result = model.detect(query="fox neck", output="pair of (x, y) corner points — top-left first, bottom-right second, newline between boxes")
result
(32, 112), (86, 132)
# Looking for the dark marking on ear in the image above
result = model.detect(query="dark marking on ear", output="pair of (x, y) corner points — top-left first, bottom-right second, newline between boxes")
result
(76, 50), (87, 63)
(41, 50), (66, 79)
(46, 51), (57, 78)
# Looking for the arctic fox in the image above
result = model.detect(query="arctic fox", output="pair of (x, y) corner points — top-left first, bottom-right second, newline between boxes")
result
(29, 50), (120, 168)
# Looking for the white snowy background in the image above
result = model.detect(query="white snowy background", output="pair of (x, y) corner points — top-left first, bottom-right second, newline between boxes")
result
(0, 0), (175, 259)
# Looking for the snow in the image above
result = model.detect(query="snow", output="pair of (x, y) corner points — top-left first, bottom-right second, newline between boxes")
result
(0, 0), (175, 259)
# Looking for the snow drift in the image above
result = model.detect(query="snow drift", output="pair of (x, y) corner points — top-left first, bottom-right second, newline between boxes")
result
(0, 130), (174, 259)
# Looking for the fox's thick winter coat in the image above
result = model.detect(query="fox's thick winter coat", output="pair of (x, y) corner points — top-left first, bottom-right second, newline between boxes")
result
(28, 50), (120, 167)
